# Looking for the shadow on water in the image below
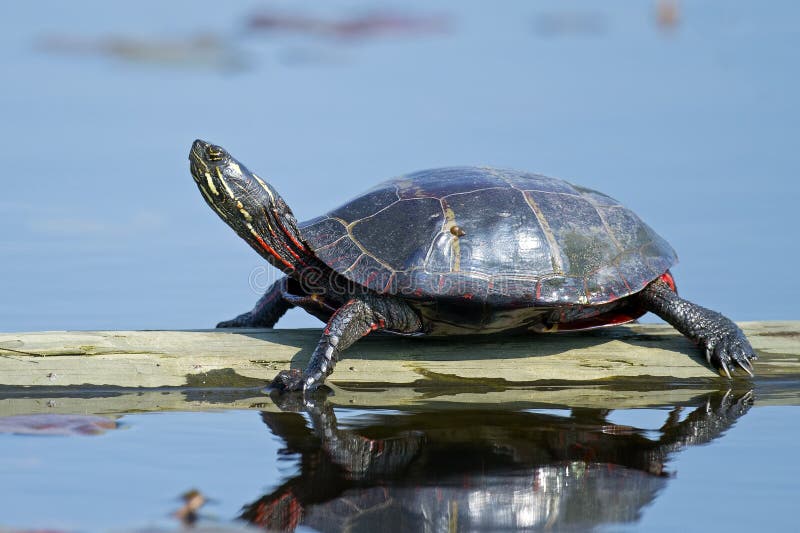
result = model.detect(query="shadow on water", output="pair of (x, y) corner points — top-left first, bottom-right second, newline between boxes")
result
(240, 389), (752, 532)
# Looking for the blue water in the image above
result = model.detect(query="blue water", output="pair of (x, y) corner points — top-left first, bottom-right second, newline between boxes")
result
(0, 401), (796, 531)
(1, 1), (799, 530)
(0, 411), (284, 530)
(2, 0), (798, 332)
(613, 406), (800, 532)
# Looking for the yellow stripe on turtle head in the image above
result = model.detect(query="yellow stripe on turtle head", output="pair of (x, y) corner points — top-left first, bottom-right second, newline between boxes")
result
(252, 174), (275, 203)
(214, 166), (236, 199)
(204, 172), (219, 196)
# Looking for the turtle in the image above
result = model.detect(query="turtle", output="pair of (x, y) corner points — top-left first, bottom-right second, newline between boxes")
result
(188, 139), (756, 392)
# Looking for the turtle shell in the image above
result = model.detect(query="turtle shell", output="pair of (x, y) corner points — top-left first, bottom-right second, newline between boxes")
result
(299, 167), (677, 306)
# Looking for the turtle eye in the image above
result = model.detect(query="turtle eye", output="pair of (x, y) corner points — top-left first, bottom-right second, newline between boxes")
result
(206, 145), (224, 161)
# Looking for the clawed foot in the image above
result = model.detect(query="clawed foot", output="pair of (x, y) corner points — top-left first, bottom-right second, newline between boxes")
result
(638, 278), (758, 380)
(265, 368), (307, 393)
(216, 311), (257, 328)
(699, 323), (757, 379)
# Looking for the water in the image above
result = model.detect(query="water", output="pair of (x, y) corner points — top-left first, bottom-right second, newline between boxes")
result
(2, 0), (798, 331)
(1, 1), (799, 530)
(0, 389), (797, 531)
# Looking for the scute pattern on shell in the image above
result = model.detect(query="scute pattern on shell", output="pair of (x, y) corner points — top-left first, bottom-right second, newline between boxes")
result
(299, 167), (677, 306)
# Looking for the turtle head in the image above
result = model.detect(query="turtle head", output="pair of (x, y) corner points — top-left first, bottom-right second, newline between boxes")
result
(189, 139), (278, 202)
(189, 139), (310, 274)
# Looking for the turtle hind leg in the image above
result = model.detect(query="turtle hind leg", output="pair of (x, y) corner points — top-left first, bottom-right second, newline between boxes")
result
(217, 277), (294, 328)
(636, 278), (756, 378)
(269, 294), (422, 393)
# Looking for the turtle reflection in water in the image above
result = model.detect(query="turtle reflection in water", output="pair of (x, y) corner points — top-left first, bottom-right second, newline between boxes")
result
(241, 390), (752, 531)
(189, 141), (756, 393)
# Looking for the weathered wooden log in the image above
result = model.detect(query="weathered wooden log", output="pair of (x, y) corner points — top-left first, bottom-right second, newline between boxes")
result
(0, 322), (798, 415)
(1, 322), (798, 388)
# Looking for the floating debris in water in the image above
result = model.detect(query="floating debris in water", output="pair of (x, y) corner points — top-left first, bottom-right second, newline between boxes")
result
(173, 489), (208, 526)
(246, 10), (451, 41)
(656, 0), (681, 31)
(35, 10), (452, 72)
(36, 33), (249, 72)
(0, 414), (117, 436)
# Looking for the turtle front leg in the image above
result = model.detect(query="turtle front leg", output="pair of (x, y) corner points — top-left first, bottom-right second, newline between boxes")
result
(636, 278), (756, 377)
(217, 278), (294, 328)
(269, 295), (422, 393)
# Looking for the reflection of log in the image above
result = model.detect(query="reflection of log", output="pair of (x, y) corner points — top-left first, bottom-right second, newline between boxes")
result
(0, 385), (753, 418)
(0, 322), (798, 414)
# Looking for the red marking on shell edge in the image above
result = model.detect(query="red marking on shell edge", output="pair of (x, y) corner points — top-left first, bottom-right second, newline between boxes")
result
(660, 271), (677, 292)
(608, 313), (636, 325)
(463, 293), (473, 300)
(414, 288), (423, 296)
(556, 311), (640, 331)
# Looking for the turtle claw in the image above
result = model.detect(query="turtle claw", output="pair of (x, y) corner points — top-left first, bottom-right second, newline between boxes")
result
(705, 344), (715, 365)
(719, 358), (732, 379)
(699, 321), (757, 379)
(736, 357), (755, 377)
(266, 368), (307, 394)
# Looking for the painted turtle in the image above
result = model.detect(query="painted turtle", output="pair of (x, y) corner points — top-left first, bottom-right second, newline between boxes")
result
(188, 140), (756, 391)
